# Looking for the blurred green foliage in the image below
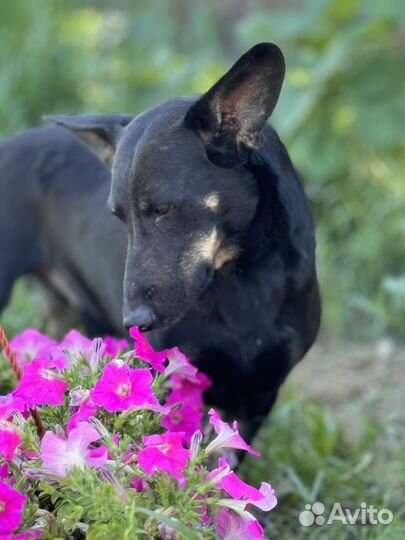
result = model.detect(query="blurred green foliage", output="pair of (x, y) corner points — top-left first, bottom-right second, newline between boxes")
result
(241, 385), (405, 538)
(0, 0), (403, 339)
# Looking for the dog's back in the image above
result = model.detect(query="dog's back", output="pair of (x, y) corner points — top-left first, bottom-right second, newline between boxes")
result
(0, 128), (57, 311)
(0, 127), (125, 333)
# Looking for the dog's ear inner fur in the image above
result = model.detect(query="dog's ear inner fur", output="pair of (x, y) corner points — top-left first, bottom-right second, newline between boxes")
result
(43, 114), (133, 168)
(184, 42), (285, 167)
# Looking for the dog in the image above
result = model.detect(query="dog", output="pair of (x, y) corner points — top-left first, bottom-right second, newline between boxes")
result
(0, 43), (321, 441)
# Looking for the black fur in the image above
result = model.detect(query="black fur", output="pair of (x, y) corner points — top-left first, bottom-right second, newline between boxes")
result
(0, 44), (321, 440)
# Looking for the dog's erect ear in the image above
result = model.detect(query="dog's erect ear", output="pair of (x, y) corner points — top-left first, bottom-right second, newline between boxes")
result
(184, 43), (285, 166)
(43, 114), (133, 168)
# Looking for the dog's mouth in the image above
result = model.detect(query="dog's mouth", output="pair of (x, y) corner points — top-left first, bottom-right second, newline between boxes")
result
(152, 291), (206, 332)
(124, 256), (218, 334)
(124, 301), (191, 333)
(129, 279), (211, 332)
(148, 313), (183, 333)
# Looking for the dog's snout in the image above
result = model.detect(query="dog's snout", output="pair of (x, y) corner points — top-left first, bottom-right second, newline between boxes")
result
(123, 305), (156, 332)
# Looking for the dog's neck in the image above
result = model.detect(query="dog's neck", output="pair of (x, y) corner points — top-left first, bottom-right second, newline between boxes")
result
(236, 136), (316, 292)
(233, 156), (297, 274)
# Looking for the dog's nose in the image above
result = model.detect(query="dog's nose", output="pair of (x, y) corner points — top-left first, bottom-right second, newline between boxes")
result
(123, 305), (156, 332)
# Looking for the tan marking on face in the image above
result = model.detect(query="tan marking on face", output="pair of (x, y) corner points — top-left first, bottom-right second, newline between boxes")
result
(181, 228), (219, 280)
(214, 245), (239, 270)
(193, 228), (220, 261)
(203, 192), (220, 212)
(181, 228), (238, 280)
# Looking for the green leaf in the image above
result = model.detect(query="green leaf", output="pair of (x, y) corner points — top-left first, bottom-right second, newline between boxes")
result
(134, 507), (201, 540)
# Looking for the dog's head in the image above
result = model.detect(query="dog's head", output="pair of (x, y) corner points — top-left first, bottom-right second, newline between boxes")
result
(47, 43), (285, 331)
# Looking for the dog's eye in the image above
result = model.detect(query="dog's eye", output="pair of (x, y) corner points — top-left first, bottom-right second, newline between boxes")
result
(154, 204), (173, 223)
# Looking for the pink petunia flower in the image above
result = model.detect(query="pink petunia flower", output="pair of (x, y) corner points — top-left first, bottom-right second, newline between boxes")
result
(168, 372), (212, 410)
(9, 329), (56, 369)
(103, 337), (129, 359)
(138, 432), (190, 486)
(14, 358), (68, 408)
(215, 508), (264, 540)
(41, 422), (107, 477)
(163, 348), (199, 382)
(0, 395), (26, 462)
(0, 465), (9, 481)
(205, 409), (260, 457)
(199, 504), (212, 528)
(0, 396), (25, 420)
(58, 330), (92, 358)
(130, 327), (169, 372)
(205, 458), (232, 487)
(220, 472), (277, 512)
(0, 481), (27, 534)
(42, 330), (94, 370)
(0, 430), (21, 464)
(67, 398), (98, 432)
(161, 402), (203, 445)
(131, 477), (150, 493)
(91, 365), (156, 413)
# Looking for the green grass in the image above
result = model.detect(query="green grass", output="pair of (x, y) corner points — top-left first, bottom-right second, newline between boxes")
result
(241, 388), (404, 539)
(1, 279), (44, 337)
(1, 283), (404, 539)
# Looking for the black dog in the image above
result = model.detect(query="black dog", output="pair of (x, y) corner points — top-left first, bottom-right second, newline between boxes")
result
(0, 44), (321, 440)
